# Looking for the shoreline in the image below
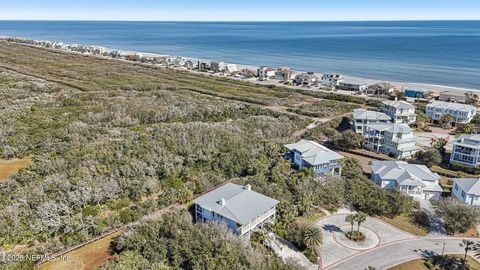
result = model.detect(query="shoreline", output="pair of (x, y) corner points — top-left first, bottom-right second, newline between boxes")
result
(1, 35), (478, 96)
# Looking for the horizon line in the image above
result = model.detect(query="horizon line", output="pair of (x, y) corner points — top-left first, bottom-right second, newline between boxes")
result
(1, 19), (480, 23)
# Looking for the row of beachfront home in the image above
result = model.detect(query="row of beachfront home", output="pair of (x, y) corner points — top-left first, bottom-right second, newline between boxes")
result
(426, 101), (477, 125)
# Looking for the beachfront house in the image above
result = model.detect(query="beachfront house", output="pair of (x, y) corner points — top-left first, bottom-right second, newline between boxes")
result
(225, 64), (239, 75)
(284, 139), (344, 176)
(337, 80), (368, 92)
(320, 73), (344, 88)
(382, 100), (417, 125)
(194, 183), (279, 238)
(211, 61), (226, 72)
(371, 160), (442, 201)
(275, 67), (296, 82)
(294, 72), (318, 87)
(452, 178), (480, 206)
(450, 134), (480, 168)
(425, 101), (477, 126)
(257, 66), (276, 81)
(363, 123), (419, 159)
(352, 109), (392, 135)
(405, 89), (430, 99)
(439, 90), (468, 103)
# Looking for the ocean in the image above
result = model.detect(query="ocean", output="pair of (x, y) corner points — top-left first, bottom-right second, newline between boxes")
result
(0, 20), (479, 90)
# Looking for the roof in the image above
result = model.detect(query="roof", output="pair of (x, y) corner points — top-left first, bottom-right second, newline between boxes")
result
(382, 100), (415, 110)
(371, 160), (441, 188)
(284, 139), (344, 166)
(353, 109), (391, 121)
(426, 101), (476, 112)
(454, 134), (480, 148)
(453, 178), (480, 196)
(365, 123), (413, 134)
(193, 183), (279, 225)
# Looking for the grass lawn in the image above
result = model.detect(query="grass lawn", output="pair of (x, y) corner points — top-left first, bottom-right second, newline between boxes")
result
(431, 165), (476, 178)
(379, 214), (429, 236)
(296, 211), (327, 225)
(0, 157), (32, 182)
(38, 230), (122, 270)
(389, 255), (480, 270)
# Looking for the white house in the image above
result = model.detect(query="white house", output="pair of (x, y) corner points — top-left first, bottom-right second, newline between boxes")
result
(294, 72), (318, 87)
(211, 61), (226, 72)
(439, 90), (468, 103)
(425, 101), (477, 125)
(363, 123), (420, 159)
(194, 183), (279, 238)
(337, 80), (368, 92)
(450, 134), (480, 168)
(257, 66), (276, 81)
(225, 64), (239, 75)
(320, 73), (344, 88)
(452, 178), (480, 206)
(352, 109), (392, 135)
(382, 100), (417, 124)
(284, 140), (344, 176)
(275, 67), (296, 82)
(371, 160), (443, 201)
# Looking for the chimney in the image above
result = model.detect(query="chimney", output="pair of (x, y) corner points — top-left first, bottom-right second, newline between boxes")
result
(219, 198), (226, 206)
(246, 184), (251, 191)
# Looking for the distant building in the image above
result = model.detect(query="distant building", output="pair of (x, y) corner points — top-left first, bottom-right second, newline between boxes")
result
(211, 61), (226, 72)
(320, 73), (344, 88)
(294, 72), (318, 87)
(371, 160), (442, 201)
(425, 101), (477, 125)
(405, 89), (429, 98)
(439, 90), (467, 103)
(225, 64), (239, 74)
(363, 123), (419, 159)
(275, 67), (296, 82)
(382, 100), (417, 125)
(257, 66), (276, 81)
(352, 109), (392, 135)
(450, 134), (480, 168)
(193, 183), (279, 238)
(337, 80), (368, 92)
(284, 140), (344, 176)
(452, 178), (480, 206)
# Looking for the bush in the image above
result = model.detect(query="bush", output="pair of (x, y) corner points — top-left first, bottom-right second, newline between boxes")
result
(345, 231), (366, 242)
(412, 211), (430, 228)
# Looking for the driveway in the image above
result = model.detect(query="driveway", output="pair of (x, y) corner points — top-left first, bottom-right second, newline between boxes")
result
(328, 238), (470, 270)
(315, 214), (417, 269)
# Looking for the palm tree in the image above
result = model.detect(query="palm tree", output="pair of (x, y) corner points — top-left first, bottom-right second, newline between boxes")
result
(345, 214), (356, 233)
(460, 240), (475, 265)
(355, 212), (367, 232)
(303, 226), (323, 249)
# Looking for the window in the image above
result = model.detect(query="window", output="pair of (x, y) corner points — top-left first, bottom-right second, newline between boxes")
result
(462, 191), (466, 197)
(455, 184), (458, 191)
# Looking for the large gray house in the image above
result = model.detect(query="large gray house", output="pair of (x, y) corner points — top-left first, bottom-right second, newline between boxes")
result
(284, 139), (344, 176)
(193, 183), (279, 238)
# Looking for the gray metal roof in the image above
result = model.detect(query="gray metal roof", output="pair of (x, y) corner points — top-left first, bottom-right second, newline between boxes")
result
(284, 140), (344, 166)
(365, 123), (413, 134)
(453, 178), (480, 196)
(353, 109), (392, 121)
(427, 101), (476, 112)
(383, 100), (415, 110)
(193, 183), (279, 225)
(371, 160), (441, 191)
(454, 134), (480, 148)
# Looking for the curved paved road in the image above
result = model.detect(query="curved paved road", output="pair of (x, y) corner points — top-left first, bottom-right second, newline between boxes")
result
(327, 238), (471, 270)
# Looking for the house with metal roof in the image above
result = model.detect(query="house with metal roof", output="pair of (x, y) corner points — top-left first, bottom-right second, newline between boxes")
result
(425, 101), (477, 125)
(452, 178), (480, 206)
(352, 109), (392, 135)
(363, 123), (420, 159)
(371, 160), (443, 201)
(450, 134), (480, 168)
(193, 183), (279, 238)
(382, 100), (417, 125)
(284, 139), (344, 176)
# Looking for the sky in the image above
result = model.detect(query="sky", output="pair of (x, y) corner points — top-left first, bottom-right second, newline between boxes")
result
(1, 0), (480, 21)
